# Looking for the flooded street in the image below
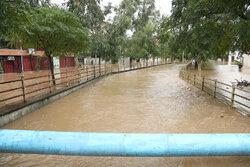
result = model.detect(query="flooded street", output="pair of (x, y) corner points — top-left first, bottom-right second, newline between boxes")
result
(1, 64), (250, 167)
(202, 64), (250, 87)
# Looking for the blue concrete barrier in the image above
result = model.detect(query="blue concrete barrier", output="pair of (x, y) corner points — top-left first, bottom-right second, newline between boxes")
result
(0, 130), (250, 156)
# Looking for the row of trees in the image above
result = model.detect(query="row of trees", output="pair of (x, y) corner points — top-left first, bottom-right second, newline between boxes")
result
(159, 0), (249, 75)
(1, 0), (90, 83)
(1, 0), (164, 80)
(1, 0), (249, 77)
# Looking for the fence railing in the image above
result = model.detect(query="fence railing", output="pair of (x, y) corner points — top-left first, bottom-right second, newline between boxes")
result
(179, 68), (250, 116)
(0, 59), (170, 113)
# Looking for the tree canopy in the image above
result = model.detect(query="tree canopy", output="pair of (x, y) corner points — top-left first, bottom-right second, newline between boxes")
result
(20, 6), (89, 83)
(21, 7), (89, 57)
(1, 0), (249, 74)
(156, 0), (249, 74)
(162, 0), (249, 60)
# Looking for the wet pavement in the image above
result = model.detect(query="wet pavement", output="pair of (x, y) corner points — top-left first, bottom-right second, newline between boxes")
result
(0, 64), (250, 167)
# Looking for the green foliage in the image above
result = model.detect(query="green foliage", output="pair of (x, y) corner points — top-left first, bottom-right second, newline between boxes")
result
(231, 60), (242, 65)
(1, 0), (164, 65)
(20, 7), (90, 57)
(67, 0), (111, 31)
(120, 0), (161, 61)
(66, 0), (113, 62)
(0, 0), (51, 45)
(161, 0), (250, 63)
(27, 0), (51, 7)
(128, 21), (159, 60)
(0, 0), (27, 38)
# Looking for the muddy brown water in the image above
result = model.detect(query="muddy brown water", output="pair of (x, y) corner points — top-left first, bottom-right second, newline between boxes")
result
(202, 64), (250, 86)
(1, 64), (250, 167)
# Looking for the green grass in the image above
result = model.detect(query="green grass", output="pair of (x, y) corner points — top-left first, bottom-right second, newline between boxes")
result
(231, 60), (241, 65)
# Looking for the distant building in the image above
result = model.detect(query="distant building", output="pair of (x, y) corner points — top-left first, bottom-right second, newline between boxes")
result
(0, 38), (78, 73)
(0, 49), (77, 73)
(243, 54), (250, 67)
(228, 51), (241, 65)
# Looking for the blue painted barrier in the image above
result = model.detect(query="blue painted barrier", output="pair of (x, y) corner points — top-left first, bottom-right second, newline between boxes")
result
(0, 130), (250, 156)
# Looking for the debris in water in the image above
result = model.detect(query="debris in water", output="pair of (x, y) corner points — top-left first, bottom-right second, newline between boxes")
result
(231, 78), (249, 87)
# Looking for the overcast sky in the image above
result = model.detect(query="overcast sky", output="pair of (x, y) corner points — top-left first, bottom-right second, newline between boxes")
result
(51, 0), (172, 16)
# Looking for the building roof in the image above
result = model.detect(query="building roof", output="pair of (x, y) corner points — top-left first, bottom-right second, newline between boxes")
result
(0, 49), (44, 56)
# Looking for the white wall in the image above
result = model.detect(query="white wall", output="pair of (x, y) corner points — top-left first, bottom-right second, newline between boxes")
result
(53, 57), (60, 68)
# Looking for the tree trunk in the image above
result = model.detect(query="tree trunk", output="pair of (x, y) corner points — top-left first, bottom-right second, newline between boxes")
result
(197, 59), (202, 76)
(129, 57), (132, 69)
(195, 61), (198, 69)
(182, 51), (185, 63)
(48, 54), (56, 85)
(99, 56), (101, 74)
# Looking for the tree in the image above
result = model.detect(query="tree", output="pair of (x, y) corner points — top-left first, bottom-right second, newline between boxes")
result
(117, 0), (160, 67)
(67, 0), (111, 31)
(128, 21), (159, 66)
(27, 0), (51, 7)
(20, 7), (90, 84)
(86, 0), (135, 64)
(103, 14), (131, 63)
(163, 0), (249, 75)
(0, 0), (27, 40)
(0, 0), (52, 48)
(66, 0), (112, 65)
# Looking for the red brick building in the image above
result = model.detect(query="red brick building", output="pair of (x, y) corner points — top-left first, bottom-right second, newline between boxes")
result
(0, 49), (77, 73)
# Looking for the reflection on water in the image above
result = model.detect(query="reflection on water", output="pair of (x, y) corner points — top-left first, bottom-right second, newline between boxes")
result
(1, 64), (250, 167)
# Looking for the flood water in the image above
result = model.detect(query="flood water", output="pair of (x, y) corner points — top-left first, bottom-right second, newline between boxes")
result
(202, 64), (250, 87)
(1, 64), (250, 167)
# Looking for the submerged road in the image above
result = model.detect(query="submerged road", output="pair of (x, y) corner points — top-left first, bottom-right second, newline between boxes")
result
(1, 64), (250, 167)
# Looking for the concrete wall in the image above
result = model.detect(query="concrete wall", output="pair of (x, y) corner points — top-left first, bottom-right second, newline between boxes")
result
(53, 57), (60, 68)
(243, 54), (250, 67)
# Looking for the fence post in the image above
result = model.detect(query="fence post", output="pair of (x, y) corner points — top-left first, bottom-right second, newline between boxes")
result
(21, 75), (26, 102)
(94, 64), (96, 78)
(214, 80), (217, 98)
(77, 68), (81, 83)
(66, 69), (69, 87)
(118, 63), (120, 72)
(48, 72), (52, 93)
(202, 76), (205, 91)
(99, 64), (101, 76)
(86, 66), (88, 80)
(104, 63), (106, 75)
(231, 85), (235, 107)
